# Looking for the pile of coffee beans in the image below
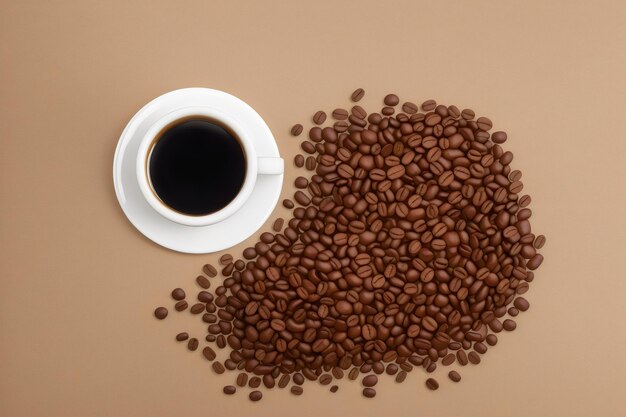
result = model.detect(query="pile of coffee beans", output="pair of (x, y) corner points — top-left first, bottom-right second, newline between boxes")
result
(154, 89), (545, 401)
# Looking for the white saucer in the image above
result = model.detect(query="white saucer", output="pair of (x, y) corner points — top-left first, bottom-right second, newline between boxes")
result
(112, 88), (283, 254)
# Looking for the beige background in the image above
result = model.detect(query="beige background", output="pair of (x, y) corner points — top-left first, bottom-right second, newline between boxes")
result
(1, 0), (625, 416)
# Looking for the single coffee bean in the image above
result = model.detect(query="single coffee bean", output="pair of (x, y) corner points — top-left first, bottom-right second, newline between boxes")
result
(171, 288), (185, 300)
(190, 303), (205, 314)
(333, 108), (349, 120)
(422, 99), (437, 111)
(348, 368), (359, 380)
(283, 199), (295, 209)
(319, 374), (332, 385)
(330, 385), (339, 393)
(249, 377), (261, 388)
(202, 346), (216, 361)
(202, 264), (217, 277)
(196, 275), (210, 289)
(362, 375), (378, 387)
(291, 124), (303, 136)
(187, 338), (199, 351)
(218, 254), (233, 265)
(294, 154), (305, 167)
(249, 391), (262, 401)
(468, 351), (481, 364)
(384, 94), (399, 106)
(486, 334), (498, 346)
(402, 102), (418, 114)
(351, 88), (365, 102)
(174, 300), (188, 311)
(514, 297), (530, 311)
(154, 307), (168, 320)
(175, 332), (189, 341)
(313, 111), (327, 125)
(448, 371), (462, 382)
(212, 361), (226, 374)
(278, 374), (290, 388)
(476, 117), (493, 131)
(290, 386), (303, 396)
(223, 385), (236, 395)
(492, 131), (507, 143)
(273, 217), (284, 232)
(362, 388), (376, 398)
(305, 156), (316, 170)
(395, 370), (407, 383)
(534, 234), (546, 249)
(425, 378), (439, 390)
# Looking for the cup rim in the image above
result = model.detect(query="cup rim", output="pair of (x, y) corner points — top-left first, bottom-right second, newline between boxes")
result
(135, 106), (257, 227)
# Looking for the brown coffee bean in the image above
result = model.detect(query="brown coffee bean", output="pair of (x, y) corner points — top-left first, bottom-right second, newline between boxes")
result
(395, 370), (407, 383)
(352, 105), (367, 119)
(154, 307), (168, 319)
(468, 351), (481, 364)
(492, 131), (507, 143)
(313, 111), (327, 125)
(362, 375), (378, 387)
(202, 346), (216, 360)
(305, 156), (316, 170)
(527, 254), (544, 270)
(351, 88), (365, 102)
(476, 117), (493, 131)
(277, 374), (290, 388)
(190, 303), (204, 314)
(425, 378), (439, 390)
(196, 275), (211, 289)
(171, 288), (185, 300)
(384, 94), (399, 106)
(534, 234), (546, 249)
(175, 332), (189, 341)
(223, 385), (236, 395)
(249, 391), (262, 401)
(201, 264), (216, 278)
(212, 361), (225, 374)
(293, 373), (304, 385)
(236, 373), (248, 387)
(402, 102), (418, 114)
(514, 297), (530, 311)
(349, 368), (359, 380)
(174, 300), (188, 311)
(272, 217), (284, 232)
(448, 371), (461, 382)
(422, 99), (436, 111)
(319, 374), (332, 385)
(294, 154), (305, 167)
(291, 124), (303, 136)
(362, 388), (376, 398)
(249, 377), (261, 388)
(187, 338), (199, 351)
(283, 199), (294, 209)
(290, 386), (303, 396)
(332, 108), (349, 120)
(330, 385), (339, 393)
(461, 108), (475, 120)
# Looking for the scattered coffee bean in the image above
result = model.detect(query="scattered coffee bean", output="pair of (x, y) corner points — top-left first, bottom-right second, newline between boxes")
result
(468, 352), (481, 364)
(362, 375), (378, 387)
(294, 154), (305, 167)
(249, 391), (262, 401)
(332, 108), (349, 120)
(492, 131), (507, 144)
(319, 374), (332, 385)
(448, 371), (461, 382)
(237, 373), (248, 387)
(223, 385), (236, 395)
(219, 254), (233, 265)
(291, 124), (303, 136)
(486, 334), (498, 346)
(362, 388), (376, 398)
(402, 102), (418, 114)
(212, 361), (225, 374)
(425, 378), (439, 390)
(291, 386), (303, 396)
(534, 234), (546, 249)
(176, 332), (189, 341)
(330, 385), (339, 393)
(196, 275), (210, 289)
(187, 338), (199, 351)
(395, 371), (407, 383)
(190, 303), (204, 314)
(293, 373), (304, 385)
(278, 374), (290, 388)
(422, 99), (436, 111)
(202, 346), (216, 361)
(351, 88), (365, 102)
(202, 264), (217, 277)
(272, 217), (284, 232)
(174, 300), (188, 311)
(305, 156), (316, 170)
(503, 319), (517, 331)
(384, 94), (399, 106)
(154, 307), (168, 320)
(282, 199), (294, 209)
(348, 368), (359, 380)
(313, 111), (327, 125)
(249, 377), (261, 388)
(171, 288), (185, 300)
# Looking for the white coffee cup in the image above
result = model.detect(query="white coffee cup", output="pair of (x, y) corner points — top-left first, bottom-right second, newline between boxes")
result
(135, 106), (284, 227)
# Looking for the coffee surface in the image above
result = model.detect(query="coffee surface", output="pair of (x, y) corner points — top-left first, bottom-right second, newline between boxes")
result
(148, 118), (246, 215)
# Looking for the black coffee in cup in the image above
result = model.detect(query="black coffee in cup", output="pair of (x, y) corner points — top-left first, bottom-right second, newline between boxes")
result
(147, 117), (246, 216)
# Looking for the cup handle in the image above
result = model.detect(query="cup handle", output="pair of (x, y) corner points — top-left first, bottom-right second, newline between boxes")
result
(257, 157), (284, 175)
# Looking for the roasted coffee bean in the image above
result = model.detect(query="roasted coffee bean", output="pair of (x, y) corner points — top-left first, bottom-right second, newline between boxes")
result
(396, 370), (407, 383)
(190, 303), (205, 314)
(237, 373), (248, 387)
(305, 156), (316, 170)
(294, 154), (305, 167)
(448, 371), (462, 382)
(486, 334), (498, 346)
(219, 254), (233, 265)
(349, 368), (359, 380)
(425, 378), (439, 390)
(249, 391), (262, 401)
(468, 351), (481, 364)
(319, 374), (332, 385)
(154, 307), (168, 319)
(330, 385), (339, 393)
(351, 88), (365, 102)
(291, 386), (303, 396)
(492, 131), (507, 143)
(273, 217), (284, 231)
(174, 300), (188, 311)
(293, 373), (304, 385)
(534, 234), (546, 249)
(202, 346), (216, 360)
(203, 264), (217, 277)
(313, 111), (327, 125)
(291, 124), (303, 136)
(187, 338), (199, 351)
(362, 375), (378, 387)
(503, 319), (517, 331)
(283, 199), (295, 209)
(175, 332), (189, 341)
(402, 102), (418, 114)
(384, 94), (399, 106)
(422, 99), (437, 111)
(212, 361), (225, 374)
(249, 377), (261, 388)
(171, 288), (185, 300)
(223, 385), (236, 395)
(196, 275), (211, 289)
(333, 108), (349, 120)
(362, 388), (376, 398)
